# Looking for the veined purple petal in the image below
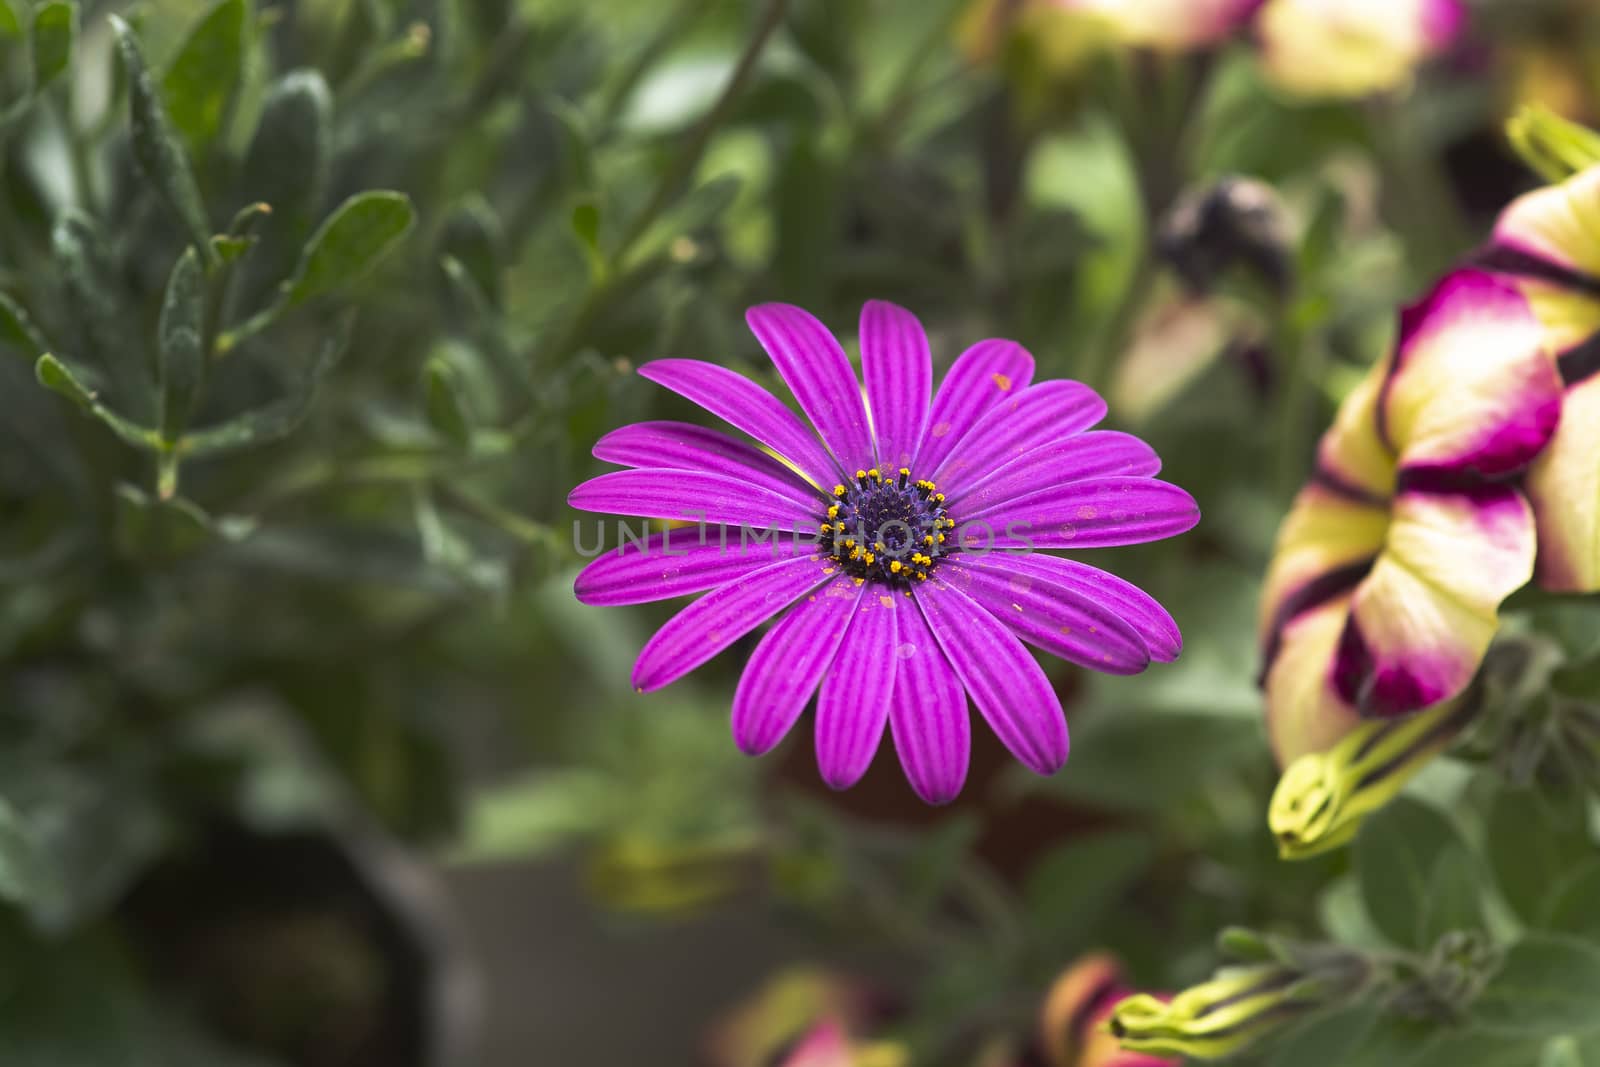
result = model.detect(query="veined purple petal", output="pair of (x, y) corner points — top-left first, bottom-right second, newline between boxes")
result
(631, 555), (836, 691)
(930, 380), (1107, 495)
(815, 589), (898, 789)
(747, 304), (875, 473)
(731, 576), (863, 755)
(574, 527), (812, 606)
(888, 594), (970, 804)
(569, 469), (820, 530)
(860, 301), (933, 472)
(915, 339), (1036, 472)
(943, 431), (1160, 515)
(941, 556), (1151, 674)
(966, 551), (1181, 662)
(967, 477), (1200, 549)
(914, 578), (1069, 776)
(593, 421), (820, 504)
(637, 359), (841, 487)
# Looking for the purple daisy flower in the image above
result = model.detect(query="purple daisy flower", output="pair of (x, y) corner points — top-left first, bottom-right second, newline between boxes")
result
(569, 302), (1200, 804)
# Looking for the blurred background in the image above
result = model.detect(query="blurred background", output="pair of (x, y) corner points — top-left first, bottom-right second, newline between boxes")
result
(2, 0), (1599, 1064)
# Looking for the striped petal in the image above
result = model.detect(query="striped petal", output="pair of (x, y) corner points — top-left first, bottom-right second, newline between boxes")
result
(860, 300), (932, 472)
(747, 304), (875, 473)
(1264, 595), (1363, 766)
(1486, 165), (1600, 352)
(1314, 359), (1395, 501)
(731, 576), (863, 755)
(1529, 376), (1600, 592)
(593, 421), (820, 503)
(960, 551), (1181, 662)
(1259, 484), (1389, 657)
(631, 555), (836, 691)
(1383, 271), (1562, 480)
(575, 527), (812, 606)
(968, 477), (1200, 550)
(888, 592), (970, 804)
(940, 555), (1151, 674)
(815, 590), (898, 789)
(915, 577), (1070, 776)
(930, 380), (1106, 497)
(915, 339), (1035, 472)
(943, 431), (1161, 515)
(569, 469), (821, 531)
(638, 359), (841, 487)
(1336, 486), (1536, 717)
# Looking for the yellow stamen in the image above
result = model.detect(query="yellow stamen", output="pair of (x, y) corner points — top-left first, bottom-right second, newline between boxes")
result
(833, 484), (846, 497)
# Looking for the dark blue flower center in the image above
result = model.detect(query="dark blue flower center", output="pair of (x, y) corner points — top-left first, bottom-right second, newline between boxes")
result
(820, 467), (953, 587)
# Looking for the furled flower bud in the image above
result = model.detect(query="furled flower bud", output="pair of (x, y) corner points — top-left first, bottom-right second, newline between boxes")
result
(1506, 105), (1600, 185)
(1105, 954), (1366, 1061)
(1268, 696), (1473, 859)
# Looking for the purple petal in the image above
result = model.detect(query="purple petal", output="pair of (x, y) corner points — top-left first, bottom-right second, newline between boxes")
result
(593, 421), (820, 504)
(731, 576), (863, 755)
(815, 589), (898, 789)
(914, 578), (1069, 776)
(631, 555), (836, 691)
(970, 551), (1181, 662)
(860, 301), (932, 472)
(930, 380), (1107, 495)
(915, 339), (1036, 473)
(888, 593), (970, 804)
(943, 431), (1161, 515)
(747, 304), (875, 473)
(569, 469), (821, 530)
(638, 359), (841, 487)
(966, 477), (1200, 549)
(941, 556), (1151, 673)
(574, 527), (812, 606)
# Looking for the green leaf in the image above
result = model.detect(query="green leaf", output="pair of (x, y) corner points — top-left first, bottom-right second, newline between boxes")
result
(1267, 1002), (1380, 1067)
(1419, 847), (1486, 947)
(0, 0), (22, 36)
(0, 291), (50, 357)
(29, 0), (74, 90)
(424, 357), (471, 447)
(440, 197), (504, 309)
(1023, 830), (1153, 948)
(571, 200), (603, 275)
(283, 190), (415, 306)
(35, 354), (158, 450)
(1486, 785), (1599, 932)
(157, 247), (206, 440)
(1476, 935), (1600, 1036)
(1356, 796), (1468, 949)
(241, 70), (331, 239)
(161, 0), (247, 154)
(1543, 1036), (1584, 1067)
(110, 16), (215, 262)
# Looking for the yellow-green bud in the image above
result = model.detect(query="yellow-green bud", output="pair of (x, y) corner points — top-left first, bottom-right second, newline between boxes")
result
(1269, 697), (1472, 860)
(1507, 105), (1600, 185)
(1105, 964), (1320, 1061)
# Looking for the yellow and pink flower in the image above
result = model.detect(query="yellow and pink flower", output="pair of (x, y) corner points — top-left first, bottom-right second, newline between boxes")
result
(1474, 163), (1600, 593)
(1259, 271), (1563, 765)
(1255, 0), (1464, 98)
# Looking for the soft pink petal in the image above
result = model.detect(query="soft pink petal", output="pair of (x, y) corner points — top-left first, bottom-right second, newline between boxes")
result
(631, 555), (836, 691)
(888, 593), (970, 804)
(915, 339), (1035, 472)
(1529, 376), (1600, 592)
(930, 379), (1107, 497)
(915, 577), (1069, 776)
(815, 590), (898, 788)
(860, 300), (932, 472)
(731, 576), (863, 755)
(1384, 270), (1561, 479)
(638, 359), (841, 487)
(747, 304), (875, 473)
(1264, 595), (1362, 766)
(575, 527), (811, 606)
